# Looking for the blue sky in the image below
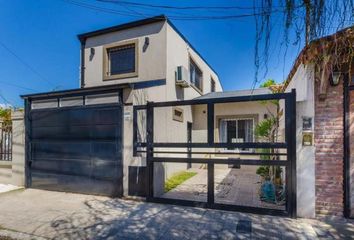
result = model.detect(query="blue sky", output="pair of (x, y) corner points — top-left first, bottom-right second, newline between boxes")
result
(0, 0), (304, 107)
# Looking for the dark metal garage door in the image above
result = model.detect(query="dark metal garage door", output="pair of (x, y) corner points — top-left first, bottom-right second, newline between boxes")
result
(23, 86), (124, 197)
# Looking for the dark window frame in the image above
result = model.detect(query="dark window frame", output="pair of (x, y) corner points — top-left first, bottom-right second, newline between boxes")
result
(189, 58), (203, 93)
(103, 40), (139, 80)
(219, 118), (255, 151)
(211, 77), (216, 92)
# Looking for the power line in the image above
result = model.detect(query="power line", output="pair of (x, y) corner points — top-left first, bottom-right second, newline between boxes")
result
(0, 92), (14, 107)
(97, 0), (295, 10)
(0, 40), (56, 88)
(0, 81), (39, 92)
(63, 0), (141, 17)
(63, 0), (287, 20)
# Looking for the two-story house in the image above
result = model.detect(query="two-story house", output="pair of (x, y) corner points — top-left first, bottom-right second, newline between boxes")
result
(20, 16), (278, 211)
(21, 15), (222, 197)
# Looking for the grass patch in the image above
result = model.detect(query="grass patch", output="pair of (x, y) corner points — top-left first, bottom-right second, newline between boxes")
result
(164, 171), (197, 192)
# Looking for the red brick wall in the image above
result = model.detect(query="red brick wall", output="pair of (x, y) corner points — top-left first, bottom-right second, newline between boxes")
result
(314, 81), (344, 216)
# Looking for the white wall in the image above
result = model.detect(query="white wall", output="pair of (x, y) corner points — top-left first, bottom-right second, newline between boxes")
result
(82, 20), (223, 196)
(285, 63), (316, 218)
(84, 21), (167, 87)
(166, 23), (222, 102)
(191, 101), (277, 151)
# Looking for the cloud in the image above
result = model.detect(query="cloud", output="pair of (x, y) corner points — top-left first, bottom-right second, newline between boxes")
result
(0, 103), (12, 109)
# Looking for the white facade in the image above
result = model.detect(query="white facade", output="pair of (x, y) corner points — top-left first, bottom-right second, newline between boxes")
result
(284, 63), (316, 218)
(81, 18), (222, 196)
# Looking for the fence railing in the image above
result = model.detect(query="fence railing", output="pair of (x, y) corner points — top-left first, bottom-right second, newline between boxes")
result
(0, 123), (12, 161)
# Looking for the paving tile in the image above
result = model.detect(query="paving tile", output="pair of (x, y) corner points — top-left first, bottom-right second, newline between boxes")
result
(0, 189), (353, 239)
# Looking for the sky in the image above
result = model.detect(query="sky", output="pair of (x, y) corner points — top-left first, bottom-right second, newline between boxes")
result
(0, 0), (306, 107)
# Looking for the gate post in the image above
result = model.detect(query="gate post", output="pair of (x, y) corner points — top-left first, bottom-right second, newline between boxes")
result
(285, 89), (297, 218)
(146, 101), (154, 200)
(207, 103), (215, 205)
(11, 110), (26, 186)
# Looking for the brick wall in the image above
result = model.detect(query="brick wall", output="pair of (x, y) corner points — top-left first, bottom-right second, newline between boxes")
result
(314, 81), (344, 216)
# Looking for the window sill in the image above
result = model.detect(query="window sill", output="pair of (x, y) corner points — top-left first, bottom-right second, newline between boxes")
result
(103, 72), (138, 81)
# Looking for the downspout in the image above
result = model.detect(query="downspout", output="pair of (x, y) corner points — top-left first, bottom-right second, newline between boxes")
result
(79, 38), (86, 88)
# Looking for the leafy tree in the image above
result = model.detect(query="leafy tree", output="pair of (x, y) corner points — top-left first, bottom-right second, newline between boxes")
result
(0, 108), (11, 129)
(252, 0), (354, 87)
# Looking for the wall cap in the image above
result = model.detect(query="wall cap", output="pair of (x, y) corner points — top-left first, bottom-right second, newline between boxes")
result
(11, 110), (24, 120)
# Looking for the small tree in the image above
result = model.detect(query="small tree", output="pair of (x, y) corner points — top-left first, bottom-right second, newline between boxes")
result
(255, 79), (283, 183)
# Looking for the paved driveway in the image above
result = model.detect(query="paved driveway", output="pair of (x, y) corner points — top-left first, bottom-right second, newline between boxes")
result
(163, 166), (284, 210)
(0, 189), (353, 239)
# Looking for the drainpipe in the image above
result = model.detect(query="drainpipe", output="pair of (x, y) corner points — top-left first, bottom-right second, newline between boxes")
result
(79, 38), (86, 88)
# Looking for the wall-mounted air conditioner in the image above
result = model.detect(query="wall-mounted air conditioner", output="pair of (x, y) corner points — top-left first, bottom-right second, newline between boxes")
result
(175, 66), (190, 87)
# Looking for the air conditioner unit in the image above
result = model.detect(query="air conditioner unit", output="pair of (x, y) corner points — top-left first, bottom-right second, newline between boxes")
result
(175, 66), (190, 87)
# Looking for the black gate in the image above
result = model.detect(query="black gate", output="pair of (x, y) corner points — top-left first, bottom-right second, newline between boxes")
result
(23, 87), (124, 197)
(135, 89), (296, 217)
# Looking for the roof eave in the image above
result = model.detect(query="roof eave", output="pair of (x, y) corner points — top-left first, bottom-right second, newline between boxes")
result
(77, 15), (167, 43)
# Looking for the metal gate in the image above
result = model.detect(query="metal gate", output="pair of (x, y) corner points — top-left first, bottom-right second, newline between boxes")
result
(135, 90), (296, 217)
(344, 74), (353, 218)
(0, 122), (12, 161)
(23, 87), (123, 197)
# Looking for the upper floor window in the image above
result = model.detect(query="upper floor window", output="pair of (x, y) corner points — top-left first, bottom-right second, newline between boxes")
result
(211, 77), (216, 92)
(189, 58), (203, 93)
(103, 40), (138, 80)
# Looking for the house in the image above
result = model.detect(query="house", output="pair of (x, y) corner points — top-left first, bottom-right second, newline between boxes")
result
(5, 16), (293, 217)
(282, 26), (354, 218)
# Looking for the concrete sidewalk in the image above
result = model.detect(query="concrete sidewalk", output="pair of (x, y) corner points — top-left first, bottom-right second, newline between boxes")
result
(0, 189), (353, 239)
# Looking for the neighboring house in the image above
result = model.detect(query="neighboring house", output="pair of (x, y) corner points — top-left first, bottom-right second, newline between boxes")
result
(282, 26), (354, 218)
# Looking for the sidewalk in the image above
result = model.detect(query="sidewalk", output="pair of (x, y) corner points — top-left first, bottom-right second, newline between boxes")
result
(0, 189), (353, 239)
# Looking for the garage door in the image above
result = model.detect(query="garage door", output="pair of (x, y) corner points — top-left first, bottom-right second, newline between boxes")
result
(28, 104), (123, 197)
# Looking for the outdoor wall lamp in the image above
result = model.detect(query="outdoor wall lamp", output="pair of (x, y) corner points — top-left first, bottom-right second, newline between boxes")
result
(143, 37), (150, 52)
(330, 71), (341, 86)
(89, 47), (95, 61)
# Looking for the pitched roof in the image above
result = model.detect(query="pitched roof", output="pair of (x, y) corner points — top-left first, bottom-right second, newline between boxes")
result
(283, 25), (354, 91)
(195, 88), (271, 100)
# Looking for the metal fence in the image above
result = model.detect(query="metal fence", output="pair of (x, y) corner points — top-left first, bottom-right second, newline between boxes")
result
(0, 122), (12, 161)
(133, 89), (297, 218)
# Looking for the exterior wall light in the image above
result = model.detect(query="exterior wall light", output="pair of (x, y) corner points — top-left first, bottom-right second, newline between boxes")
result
(330, 71), (341, 86)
